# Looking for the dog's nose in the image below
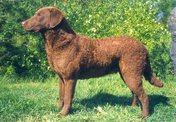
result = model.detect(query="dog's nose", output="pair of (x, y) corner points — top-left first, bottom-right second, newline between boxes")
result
(21, 21), (26, 26)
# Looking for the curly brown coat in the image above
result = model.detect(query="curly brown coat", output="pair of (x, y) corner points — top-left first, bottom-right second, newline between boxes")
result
(22, 7), (163, 118)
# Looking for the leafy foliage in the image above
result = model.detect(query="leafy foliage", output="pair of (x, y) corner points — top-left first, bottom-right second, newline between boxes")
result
(62, 0), (172, 78)
(0, 0), (52, 78)
(0, 0), (173, 79)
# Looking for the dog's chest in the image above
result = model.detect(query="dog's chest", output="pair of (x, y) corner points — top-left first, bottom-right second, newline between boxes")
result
(45, 43), (62, 72)
(45, 42), (78, 74)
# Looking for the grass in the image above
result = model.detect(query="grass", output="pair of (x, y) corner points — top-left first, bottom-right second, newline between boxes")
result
(0, 74), (176, 122)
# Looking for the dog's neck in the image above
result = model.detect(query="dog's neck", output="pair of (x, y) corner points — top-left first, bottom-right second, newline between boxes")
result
(42, 18), (76, 48)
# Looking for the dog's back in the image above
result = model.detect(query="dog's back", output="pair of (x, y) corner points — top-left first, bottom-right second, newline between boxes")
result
(76, 35), (147, 79)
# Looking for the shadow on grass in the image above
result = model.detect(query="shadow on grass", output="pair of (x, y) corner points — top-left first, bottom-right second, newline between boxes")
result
(79, 93), (170, 114)
(149, 95), (170, 114)
(80, 93), (131, 108)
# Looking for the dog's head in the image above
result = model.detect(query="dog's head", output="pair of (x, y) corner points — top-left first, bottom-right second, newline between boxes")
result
(21, 7), (64, 32)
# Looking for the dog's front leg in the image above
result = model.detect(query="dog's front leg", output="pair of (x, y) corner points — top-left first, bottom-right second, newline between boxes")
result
(57, 77), (65, 109)
(60, 79), (77, 116)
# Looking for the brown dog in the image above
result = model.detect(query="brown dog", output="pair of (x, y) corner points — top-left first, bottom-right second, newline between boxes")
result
(21, 7), (163, 117)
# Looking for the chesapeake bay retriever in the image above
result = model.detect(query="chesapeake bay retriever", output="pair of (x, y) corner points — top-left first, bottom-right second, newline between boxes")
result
(21, 7), (163, 117)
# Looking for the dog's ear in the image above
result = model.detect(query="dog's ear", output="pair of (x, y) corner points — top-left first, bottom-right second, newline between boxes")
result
(49, 7), (64, 28)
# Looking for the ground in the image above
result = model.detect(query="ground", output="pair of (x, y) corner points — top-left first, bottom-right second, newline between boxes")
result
(0, 74), (176, 122)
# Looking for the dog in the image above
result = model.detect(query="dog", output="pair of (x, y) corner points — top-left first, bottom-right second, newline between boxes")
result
(21, 6), (163, 117)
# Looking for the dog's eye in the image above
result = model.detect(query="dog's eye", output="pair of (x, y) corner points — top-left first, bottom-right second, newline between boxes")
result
(37, 13), (41, 16)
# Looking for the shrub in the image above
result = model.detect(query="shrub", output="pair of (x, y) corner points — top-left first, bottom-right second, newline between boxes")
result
(0, 0), (52, 78)
(61, 0), (172, 78)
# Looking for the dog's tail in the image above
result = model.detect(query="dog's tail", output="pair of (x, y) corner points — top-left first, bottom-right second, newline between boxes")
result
(143, 54), (164, 88)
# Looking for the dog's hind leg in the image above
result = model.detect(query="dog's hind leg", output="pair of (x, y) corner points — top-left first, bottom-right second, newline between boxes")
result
(122, 74), (149, 117)
(119, 71), (139, 107)
(131, 91), (139, 107)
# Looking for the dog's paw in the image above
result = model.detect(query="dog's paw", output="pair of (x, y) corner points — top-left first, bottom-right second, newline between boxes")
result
(59, 109), (70, 116)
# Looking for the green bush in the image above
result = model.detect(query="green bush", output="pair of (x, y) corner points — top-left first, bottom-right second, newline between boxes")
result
(0, 0), (173, 79)
(61, 0), (172, 78)
(0, 0), (52, 78)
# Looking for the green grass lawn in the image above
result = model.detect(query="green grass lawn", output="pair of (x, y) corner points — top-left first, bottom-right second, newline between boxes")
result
(0, 74), (176, 122)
